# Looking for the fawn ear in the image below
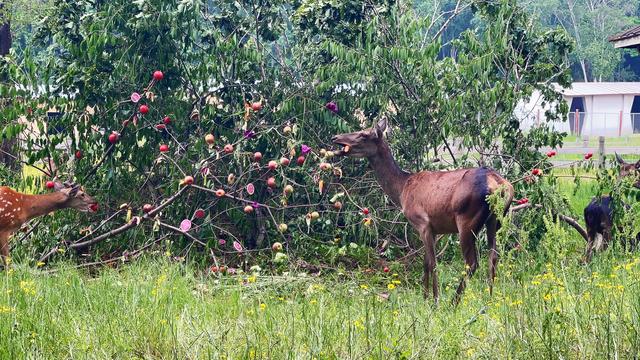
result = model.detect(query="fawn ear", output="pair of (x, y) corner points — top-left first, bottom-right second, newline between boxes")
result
(53, 181), (66, 192)
(60, 185), (80, 198)
(375, 118), (388, 138)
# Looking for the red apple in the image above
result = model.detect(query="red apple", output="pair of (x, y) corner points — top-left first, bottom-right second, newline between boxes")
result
(215, 189), (226, 197)
(155, 124), (166, 131)
(205, 134), (215, 145)
(280, 157), (290, 166)
(163, 116), (171, 125)
(585, 152), (593, 160)
(139, 105), (149, 115)
(194, 209), (206, 219)
(108, 133), (119, 144)
(267, 177), (277, 188)
(319, 162), (332, 171)
(334, 201), (343, 210)
(268, 160), (278, 170)
(272, 242), (283, 252)
(253, 152), (263, 162)
(362, 208), (370, 215)
(75, 150), (83, 159)
(142, 204), (154, 213)
(153, 70), (164, 81)
(244, 205), (254, 214)
(383, 266), (390, 273)
(183, 176), (194, 185)
(296, 156), (305, 166)
(89, 203), (99, 212)
(532, 168), (542, 176)
(46, 181), (55, 189)
(251, 102), (262, 111)
(159, 144), (169, 153)
(224, 144), (234, 153)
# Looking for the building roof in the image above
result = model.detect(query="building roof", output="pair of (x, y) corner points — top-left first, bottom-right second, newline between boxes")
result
(609, 25), (640, 42)
(553, 82), (640, 97)
(608, 25), (640, 49)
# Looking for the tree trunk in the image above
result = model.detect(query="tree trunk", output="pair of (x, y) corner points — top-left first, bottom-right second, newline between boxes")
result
(0, 13), (17, 170)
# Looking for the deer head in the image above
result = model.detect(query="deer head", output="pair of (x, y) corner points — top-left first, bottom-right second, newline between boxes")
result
(615, 153), (640, 188)
(53, 181), (98, 212)
(332, 118), (388, 158)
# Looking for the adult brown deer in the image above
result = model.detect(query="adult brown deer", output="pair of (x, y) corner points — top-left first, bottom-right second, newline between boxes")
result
(583, 153), (640, 261)
(332, 119), (514, 303)
(0, 181), (98, 265)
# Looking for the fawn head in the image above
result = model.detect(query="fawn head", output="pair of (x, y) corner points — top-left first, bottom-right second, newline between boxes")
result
(332, 118), (388, 158)
(53, 181), (98, 212)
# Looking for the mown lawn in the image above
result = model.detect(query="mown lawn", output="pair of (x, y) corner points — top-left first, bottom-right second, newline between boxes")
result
(2, 166), (638, 359)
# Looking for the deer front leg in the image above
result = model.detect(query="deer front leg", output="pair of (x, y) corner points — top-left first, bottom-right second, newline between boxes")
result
(0, 232), (10, 268)
(420, 227), (438, 302)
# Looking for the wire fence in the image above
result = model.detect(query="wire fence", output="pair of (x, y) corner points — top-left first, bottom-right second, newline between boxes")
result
(521, 111), (640, 138)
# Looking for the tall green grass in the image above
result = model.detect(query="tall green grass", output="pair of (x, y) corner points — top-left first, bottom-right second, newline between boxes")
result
(1, 249), (639, 359)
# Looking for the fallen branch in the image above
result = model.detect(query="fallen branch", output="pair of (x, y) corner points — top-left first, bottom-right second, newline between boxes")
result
(510, 203), (588, 242)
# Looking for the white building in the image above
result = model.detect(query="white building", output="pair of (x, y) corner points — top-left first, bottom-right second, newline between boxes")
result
(517, 82), (640, 137)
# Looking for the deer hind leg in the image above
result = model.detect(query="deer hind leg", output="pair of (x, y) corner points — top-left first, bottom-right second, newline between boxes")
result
(486, 215), (499, 295)
(453, 227), (479, 306)
(583, 231), (597, 264)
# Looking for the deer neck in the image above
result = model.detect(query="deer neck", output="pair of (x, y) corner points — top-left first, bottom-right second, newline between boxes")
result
(368, 142), (411, 207)
(23, 193), (68, 221)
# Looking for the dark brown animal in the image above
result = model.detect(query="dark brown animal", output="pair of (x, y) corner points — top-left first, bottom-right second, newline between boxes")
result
(0, 181), (97, 265)
(332, 119), (514, 303)
(583, 154), (640, 261)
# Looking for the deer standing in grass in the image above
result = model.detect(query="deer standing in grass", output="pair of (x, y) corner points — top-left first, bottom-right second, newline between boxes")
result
(332, 119), (514, 303)
(0, 181), (98, 266)
(584, 154), (640, 262)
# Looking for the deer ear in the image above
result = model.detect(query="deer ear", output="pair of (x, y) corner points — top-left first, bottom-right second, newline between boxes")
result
(615, 153), (626, 165)
(375, 118), (388, 138)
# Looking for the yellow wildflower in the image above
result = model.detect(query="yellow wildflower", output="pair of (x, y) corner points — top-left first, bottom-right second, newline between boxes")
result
(0, 305), (14, 314)
(36, 262), (45, 267)
(392, 280), (401, 285)
(19, 281), (36, 296)
(247, 275), (257, 283)
(259, 303), (267, 311)
(360, 284), (369, 290)
(387, 283), (396, 290)
(543, 293), (551, 302)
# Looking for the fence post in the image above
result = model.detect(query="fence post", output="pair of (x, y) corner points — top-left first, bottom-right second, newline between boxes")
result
(598, 136), (605, 168)
(619, 110), (623, 137)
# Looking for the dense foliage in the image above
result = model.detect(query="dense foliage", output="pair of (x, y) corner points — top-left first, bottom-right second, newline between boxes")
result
(0, 0), (579, 268)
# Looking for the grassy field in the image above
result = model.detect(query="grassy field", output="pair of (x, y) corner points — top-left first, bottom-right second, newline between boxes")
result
(2, 178), (640, 359)
(563, 134), (640, 147)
